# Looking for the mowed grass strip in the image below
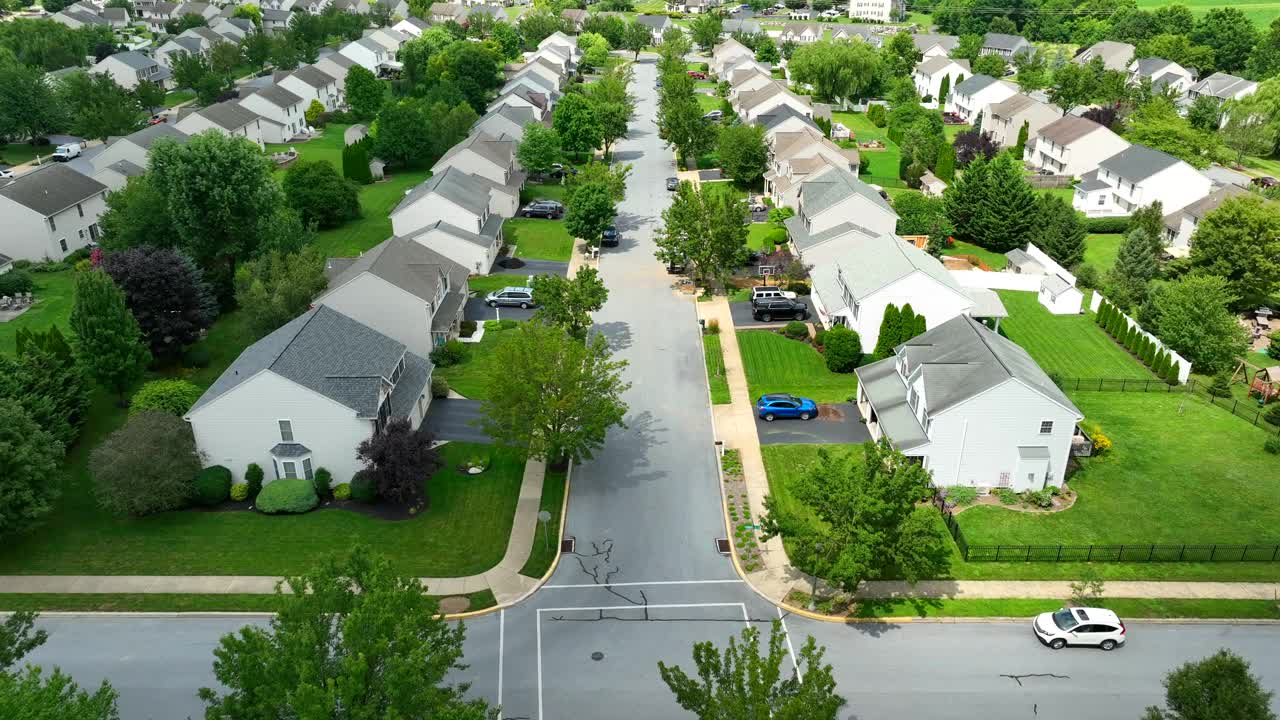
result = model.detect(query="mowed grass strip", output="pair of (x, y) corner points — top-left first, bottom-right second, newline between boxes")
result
(703, 334), (732, 405)
(0, 589), (498, 613)
(995, 290), (1151, 379)
(433, 325), (521, 401)
(506, 218), (574, 262)
(311, 169), (433, 258)
(519, 467), (567, 578)
(736, 330), (857, 403)
(957, 392), (1280, 547)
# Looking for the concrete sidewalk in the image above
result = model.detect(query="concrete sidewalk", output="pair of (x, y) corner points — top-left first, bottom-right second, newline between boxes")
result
(0, 458), (550, 607)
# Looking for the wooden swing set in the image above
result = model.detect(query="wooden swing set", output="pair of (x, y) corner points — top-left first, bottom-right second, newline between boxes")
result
(1235, 359), (1280, 402)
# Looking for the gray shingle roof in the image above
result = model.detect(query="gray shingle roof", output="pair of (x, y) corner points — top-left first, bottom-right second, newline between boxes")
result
(988, 92), (1037, 119)
(799, 168), (896, 219)
(1190, 72), (1256, 99)
(262, 8), (290, 20)
(1098, 144), (1181, 182)
(394, 166), (491, 217)
(1131, 57), (1175, 77)
(169, 36), (204, 54)
(983, 32), (1028, 51)
(757, 104), (817, 132)
(194, 100), (259, 130)
(190, 305), (423, 418)
(1075, 40), (1134, 70)
(120, 123), (189, 150)
(853, 356), (930, 450)
(0, 163), (107, 217)
(247, 83), (303, 108)
(954, 74), (1000, 96)
(324, 236), (468, 304)
(416, 215), (502, 249)
(107, 51), (157, 70)
(1035, 115), (1103, 146)
(435, 133), (513, 172)
(104, 159), (146, 177)
(784, 215), (879, 254)
(915, 56), (967, 76)
(270, 442), (311, 457)
(912, 33), (959, 53)
(819, 233), (963, 300)
(635, 14), (670, 29)
(477, 105), (538, 132)
(286, 65), (335, 89)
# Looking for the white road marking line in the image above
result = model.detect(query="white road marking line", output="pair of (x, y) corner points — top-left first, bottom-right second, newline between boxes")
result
(776, 606), (803, 683)
(542, 579), (744, 589)
(536, 606), (544, 720)
(498, 609), (505, 711)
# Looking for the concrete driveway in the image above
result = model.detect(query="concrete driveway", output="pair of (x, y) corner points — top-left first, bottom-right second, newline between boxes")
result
(463, 297), (536, 322)
(421, 398), (491, 443)
(490, 257), (568, 278)
(755, 402), (872, 445)
(729, 300), (811, 328)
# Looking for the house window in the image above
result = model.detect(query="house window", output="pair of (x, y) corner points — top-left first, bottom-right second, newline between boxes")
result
(49, 217), (56, 232)
(1039, 420), (1054, 434)
(77, 203), (84, 218)
(78, 229), (85, 240)
(282, 461), (298, 478)
(302, 458), (314, 480)
(998, 471), (1011, 488)
(1096, 195), (1105, 206)
(390, 356), (405, 384)
(279, 419), (294, 442)
(59, 239), (67, 252)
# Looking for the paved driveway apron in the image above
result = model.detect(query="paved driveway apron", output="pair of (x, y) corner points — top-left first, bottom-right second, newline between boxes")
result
(755, 402), (872, 445)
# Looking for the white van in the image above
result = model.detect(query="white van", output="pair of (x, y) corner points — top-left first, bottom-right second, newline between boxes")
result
(52, 143), (82, 162)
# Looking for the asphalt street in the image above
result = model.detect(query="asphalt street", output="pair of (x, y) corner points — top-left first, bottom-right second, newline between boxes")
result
(20, 58), (1280, 720)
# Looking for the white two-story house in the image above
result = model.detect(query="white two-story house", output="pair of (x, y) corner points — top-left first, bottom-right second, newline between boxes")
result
(947, 74), (1017, 124)
(0, 164), (107, 262)
(91, 124), (190, 190)
(277, 65), (342, 112)
(984, 93), (1061, 149)
(913, 57), (969, 104)
(238, 84), (307, 143)
(391, 167), (506, 274)
(186, 305), (435, 486)
(175, 101), (266, 148)
(855, 314), (1084, 491)
(1023, 115), (1129, 178)
(1073, 143), (1212, 217)
(91, 51), (174, 91)
(430, 133), (524, 215)
(471, 105), (539, 142)
(1128, 57), (1195, 95)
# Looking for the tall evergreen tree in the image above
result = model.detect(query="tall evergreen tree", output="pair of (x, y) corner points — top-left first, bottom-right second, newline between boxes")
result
(0, 327), (91, 446)
(873, 304), (902, 359)
(1107, 228), (1160, 313)
(934, 142), (956, 182)
(69, 270), (151, 406)
(937, 74), (951, 107)
(1036, 193), (1087, 268)
(914, 314), (927, 336)
(944, 153), (1037, 252)
(1014, 120), (1029, 157)
(899, 304), (918, 342)
(1128, 201), (1166, 255)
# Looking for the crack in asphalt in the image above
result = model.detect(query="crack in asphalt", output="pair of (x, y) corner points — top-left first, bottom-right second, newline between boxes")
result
(568, 538), (650, 608)
(999, 673), (1071, 687)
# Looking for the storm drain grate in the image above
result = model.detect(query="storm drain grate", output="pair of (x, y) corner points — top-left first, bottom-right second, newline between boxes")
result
(591, 651), (605, 661)
(715, 538), (731, 555)
(561, 537), (576, 553)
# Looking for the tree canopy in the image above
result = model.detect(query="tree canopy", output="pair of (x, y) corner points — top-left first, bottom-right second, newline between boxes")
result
(531, 266), (609, 340)
(654, 181), (748, 291)
(1144, 649), (1276, 720)
(787, 40), (879, 102)
(1187, 195), (1280, 310)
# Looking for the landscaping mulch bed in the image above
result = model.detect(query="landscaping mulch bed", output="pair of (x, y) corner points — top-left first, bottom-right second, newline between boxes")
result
(437, 596), (472, 614)
(949, 486), (1077, 516)
(721, 449), (764, 573)
(194, 497), (418, 521)
(816, 404), (845, 421)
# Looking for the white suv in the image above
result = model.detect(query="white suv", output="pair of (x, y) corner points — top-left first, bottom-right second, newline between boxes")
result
(1033, 607), (1126, 650)
(750, 286), (797, 305)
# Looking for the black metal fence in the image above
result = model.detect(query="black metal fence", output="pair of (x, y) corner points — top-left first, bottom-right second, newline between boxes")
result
(964, 544), (1280, 563)
(1056, 376), (1280, 434)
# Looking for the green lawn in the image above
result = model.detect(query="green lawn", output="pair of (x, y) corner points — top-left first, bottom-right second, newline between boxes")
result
(434, 324), (520, 400)
(520, 181), (568, 204)
(520, 467), (567, 578)
(466, 274), (520, 296)
(695, 93), (722, 113)
(942, 123), (971, 141)
(736, 330), (857, 403)
(996, 290), (1151, 380)
(0, 588), (498, 613)
(265, 123), (350, 173)
(163, 90), (195, 107)
(747, 223), (784, 251)
(311, 169), (432, 258)
(831, 111), (900, 180)
(816, 597), (1280, 620)
(0, 270), (75, 355)
(958, 392), (1280, 547)
(506, 218), (574, 262)
(0, 441), (527, 577)
(944, 240), (1008, 270)
(1039, 187), (1076, 204)
(703, 334), (731, 405)
(1083, 233), (1123, 275)
(0, 142), (47, 165)
(1135, 0), (1280, 28)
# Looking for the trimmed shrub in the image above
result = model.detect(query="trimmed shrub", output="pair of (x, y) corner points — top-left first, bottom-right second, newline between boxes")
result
(483, 319), (500, 330)
(245, 462), (264, 500)
(342, 136), (374, 184)
(813, 329), (828, 347)
(351, 469), (376, 503)
(255, 478), (319, 514)
(431, 376), (449, 398)
(783, 321), (808, 339)
(230, 483), (249, 501)
(1265, 436), (1280, 455)
(499, 318), (518, 330)
(0, 269), (35, 296)
(1207, 372), (1232, 398)
(946, 486), (978, 505)
(866, 104), (886, 128)
(333, 482), (352, 500)
(1074, 263), (1100, 289)
(1022, 489), (1054, 508)
(1083, 216), (1129, 233)
(1265, 403), (1280, 426)
(193, 465), (232, 506)
(704, 318), (721, 335)
(460, 319), (477, 337)
(1164, 355), (1181, 385)
(429, 339), (465, 367)
(129, 379), (204, 416)
(785, 281), (810, 295)
(313, 467), (333, 499)
(823, 326), (861, 373)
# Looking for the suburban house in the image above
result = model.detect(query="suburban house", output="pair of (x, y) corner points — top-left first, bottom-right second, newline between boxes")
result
(780, 23), (821, 44)
(980, 32), (1031, 59)
(277, 65), (343, 112)
(93, 159), (147, 192)
(507, 57), (564, 92)
(854, 314), (1084, 491)
(722, 58), (773, 88)
(757, 105), (820, 142)
(806, 233), (979, 352)
(635, 15), (672, 43)
(391, 167), (506, 274)
(364, 27), (410, 54)
(340, 36), (395, 74)
(429, 1), (467, 22)
(1023, 114), (1129, 177)
(185, 305), (435, 486)
(238, 85), (307, 144)
(0, 164), (108, 262)
(1073, 143), (1212, 217)
(175, 101), (266, 148)
(984, 93), (1062, 149)
(829, 25), (879, 45)
(912, 57), (969, 103)
(468, 5), (506, 23)
(912, 33), (959, 59)
(848, 0), (892, 22)
(1074, 40), (1134, 71)
(712, 38), (755, 76)
(501, 75), (558, 106)
(487, 86), (551, 121)
(431, 133), (522, 190)
(91, 124), (188, 179)
(1128, 57), (1195, 94)
(317, 237), (469, 357)
(1004, 244), (1084, 315)
(561, 8), (588, 30)
(1187, 72), (1258, 104)
(155, 36), (209, 68)
(392, 16), (430, 37)
(537, 32), (581, 63)
(1161, 184), (1249, 256)
(783, 170), (899, 267)
(52, 7), (109, 29)
(143, 1), (179, 32)
(313, 52), (357, 93)
(766, 131), (860, 207)
(946, 74), (1017, 124)
(523, 46), (573, 75)
(210, 17), (255, 43)
(735, 81), (813, 123)
(472, 105), (539, 142)
(721, 18), (761, 35)
(102, 6), (131, 26)
(91, 51), (173, 91)
(261, 8), (292, 31)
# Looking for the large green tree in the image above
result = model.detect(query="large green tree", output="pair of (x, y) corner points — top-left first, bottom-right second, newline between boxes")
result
(563, 181), (616, 245)
(553, 92), (603, 153)
(654, 181), (748, 291)
(1247, 17), (1280, 80)
(58, 71), (141, 141)
(1147, 276), (1249, 376)
(1187, 195), (1280, 310)
(1190, 7), (1259, 73)
(0, 63), (63, 144)
(1144, 649), (1276, 720)
(690, 12), (722, 53)
(787, 40), (879, 103)
(762, 440), (951, 593)
(516, 123), (563, 177)
(658, 621), (845, 720)
(68, 270), (151, 405)
(621, 20), (650, 59)
(92, 410), (201, 517)
(98, 176), (179, 252)
(1107, 228), (1159, 313)
(100, 246), (217, 360)
(479, 321), (630, 464)
(282, 159), (361, 229)
(1124, 97), (1217, 169)
(531, 266), (609, 340)
(0, 399), (62, 538)
(199, 547), (494, 719)
(942, 153), (1036, 253)
(0, 327), (90, 446)
(717, 123), (768, 186)
(345, 64), (386, 119)
(432, 40), (502, 113)
(233, 247), (329, 338)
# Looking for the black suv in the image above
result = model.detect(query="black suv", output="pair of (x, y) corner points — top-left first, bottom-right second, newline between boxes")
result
(521, 200), (564, 218)
(752, 298), (808, 322)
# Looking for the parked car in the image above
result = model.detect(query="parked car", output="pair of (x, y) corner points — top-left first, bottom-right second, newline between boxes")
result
(820, 8), (841, 17)
(666, 258), (687, 273)
(601, 226), (618, 247)
(51, 143), (81, 162)
(666, 177), (679, 191)
(703, 110), (723, 122)
(485, 286), (536, 309)
(148, 114), (167, 125)
(752, 297), (807, 321)
(521, 200), (564, 218)
(0, 167), (12, 179)
(750, 286), (797, 304)
(747, 195), (767, 212)
(549, 163), (577, 178)
(1033, 607), (1126, 651)
(687, 70), (707, 80)
(756, 393), (818, 421)
(1252, 175), (1279, 188)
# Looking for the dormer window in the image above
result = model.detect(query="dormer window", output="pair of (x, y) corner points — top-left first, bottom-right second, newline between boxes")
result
(390, 356), (405, 384)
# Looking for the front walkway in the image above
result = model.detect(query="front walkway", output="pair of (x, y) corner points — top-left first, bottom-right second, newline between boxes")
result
(695, 295), (1280, 610)
(0, 459), (550, 609)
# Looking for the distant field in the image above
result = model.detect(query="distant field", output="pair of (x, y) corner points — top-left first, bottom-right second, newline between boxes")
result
(1135, 0), (1280, 27)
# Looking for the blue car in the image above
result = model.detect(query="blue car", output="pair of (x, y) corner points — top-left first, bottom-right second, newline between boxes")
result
(756, 393), (818, 422)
